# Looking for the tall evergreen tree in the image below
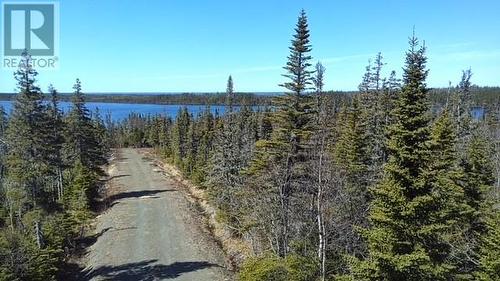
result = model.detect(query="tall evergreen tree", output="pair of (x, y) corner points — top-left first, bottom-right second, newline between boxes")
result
(184, 118), (199, 176)
(46, 85), (65, 201)
(170, 107), (191, 168)
(208, 77), (247, 229)
(193, 107), (214, 183)
(157, 117), (172, 157)
(5, 51), (50, 208)
(332, 97), (370, 259)
(462, 133), (495, 229)
(64, 79), (107, 176)
(92, 108), (110, 160)
(454, 131), (496, 276)
(352, 36), (464, 280)
(310, 61), (330, 280)
(312, 62), (325, 121)
(358, 53), (389, 184)
(453, 69), (474, 148)
(380, 70), (401, 134)
(249, 9), (314, 257)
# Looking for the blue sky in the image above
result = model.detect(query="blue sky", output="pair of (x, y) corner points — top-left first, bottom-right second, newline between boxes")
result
(1, 0), (499, 93)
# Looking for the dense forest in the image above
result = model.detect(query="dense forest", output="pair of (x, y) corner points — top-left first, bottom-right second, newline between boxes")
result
(0, 52), (110, 279)
(109, 11), (500, 281)
(0, 10), (499, 281)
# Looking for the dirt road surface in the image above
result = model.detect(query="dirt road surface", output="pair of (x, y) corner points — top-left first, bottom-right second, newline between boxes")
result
(82, 149), (231, 281)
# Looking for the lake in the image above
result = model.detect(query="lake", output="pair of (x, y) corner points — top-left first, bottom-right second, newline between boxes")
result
(471, 106), (485, 120)
(0, 101), (229, 122)
(0, 101), (485, 122)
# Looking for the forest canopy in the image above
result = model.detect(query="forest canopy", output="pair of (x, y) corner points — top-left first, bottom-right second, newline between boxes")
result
(0, 9), (499, 281)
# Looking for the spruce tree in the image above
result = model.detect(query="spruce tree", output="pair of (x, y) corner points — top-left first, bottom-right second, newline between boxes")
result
(358, 53), (389, 184)
(184, 118), (199, 176)
(193, 106), (214, 183)
(333, 97), (370, 258)
(476, 210), (500, 281)
(5, 51), (50, 208)
(312, 62), (326, 123)
(207, 77), (255, 230)
(453, 69), (474, 149)
(455, 132), (496, 276)
(249, 9), (314, 257)
(170, 107), (191, 168)
(352, 36), (463, 280)
(64, 79), (107, 176)
(381, 70), (401, 134)
(64, 161), (94, 238)
(46, 85), (65, 201)
(92, 108), (110, 160)
(158, 117), (172, 157)
(334, 98), (370, 182)
(461, 134), (494, 224)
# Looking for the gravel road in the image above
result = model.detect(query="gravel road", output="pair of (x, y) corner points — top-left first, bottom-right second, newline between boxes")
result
(82, 148), (230, 281)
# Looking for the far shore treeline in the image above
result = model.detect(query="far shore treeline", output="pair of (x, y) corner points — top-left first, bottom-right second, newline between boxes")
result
(0, 86), (499, 106)
(0, 9), (499, 281)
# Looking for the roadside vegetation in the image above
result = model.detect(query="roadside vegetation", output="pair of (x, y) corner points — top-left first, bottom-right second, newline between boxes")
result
(0, 52), (110, 280)
(0, 9), (498, 281)
(108, 11), (500, 281)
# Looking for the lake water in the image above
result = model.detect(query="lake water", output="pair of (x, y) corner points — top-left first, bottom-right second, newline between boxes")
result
(471, 106), (485, 120)
(0, 101), (485, 122)
(0, 101), (229, 122)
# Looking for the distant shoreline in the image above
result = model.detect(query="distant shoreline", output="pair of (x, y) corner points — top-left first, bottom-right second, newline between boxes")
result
(0, 92), (276, 106)
(0, 86), (498, 105)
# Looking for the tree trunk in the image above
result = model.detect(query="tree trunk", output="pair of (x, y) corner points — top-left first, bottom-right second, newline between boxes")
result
(35, 221), (44, 249)
(9, 201), (14, 232)
(317, 152), (326, 281)
(57, 166), (64, 200)
(279, 153), (293, 257)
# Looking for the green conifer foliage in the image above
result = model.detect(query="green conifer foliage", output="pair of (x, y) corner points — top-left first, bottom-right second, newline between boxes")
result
(207, 77), (254, 231)
(249, 10), (314, 257)
(462, 135), (495, 222)
(332, 97), (370, 258)
(352, 36), (464, 281)
(239, 253), (318, 281)
(454, 132), (497, 276)
(171, 107), (191, 168)
(64, 79), (107, 176)
(65, 161), (94, 237)
(476, 210), (500, 281)
(5, 52), (51, 208)
(46, 85), (65, 202)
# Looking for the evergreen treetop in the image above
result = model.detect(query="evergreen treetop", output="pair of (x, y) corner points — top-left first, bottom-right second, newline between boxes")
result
(352, 35), (465, 281)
